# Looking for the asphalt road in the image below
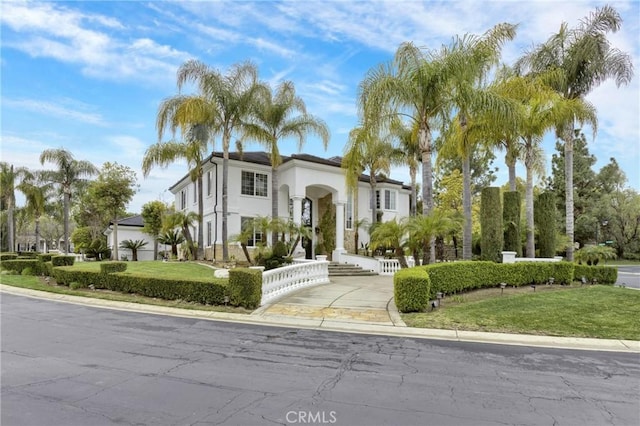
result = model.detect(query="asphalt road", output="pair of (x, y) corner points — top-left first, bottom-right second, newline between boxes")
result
(2, 295), (639, 426)
(615, 266), (640, 289)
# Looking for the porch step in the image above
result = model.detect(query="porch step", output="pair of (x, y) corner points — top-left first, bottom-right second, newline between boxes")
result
(328, 262), (378, 277)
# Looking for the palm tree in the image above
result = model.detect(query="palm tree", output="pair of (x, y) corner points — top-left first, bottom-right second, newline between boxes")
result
(119, 239), (148, 261)
(407, 209), (462, 265)
(142, 125), (210, 260)
(390, 119), (420, 216)
(0, 163), (28, 252)
(158, 60), (268, 261)
(157, 229), (185, 258)
(515, 5), (633, 261)
(163, 210), (200, 260)
(359, 43), (450, 262)
(369, 218), (409, 268)
(241, 80), (330, 244)
(17, 171), (53, 253)
(438, 23), (517, 260)
(39, 149), (97, 254)
(343, 124), (400, 225)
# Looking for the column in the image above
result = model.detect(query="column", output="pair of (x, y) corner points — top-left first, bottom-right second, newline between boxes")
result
(291, 196), (304, 257)
(333, 201), (346, 262)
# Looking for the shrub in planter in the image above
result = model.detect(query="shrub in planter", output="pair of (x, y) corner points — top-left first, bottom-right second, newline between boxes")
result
(52, 255), (75, 267)
(394, 268), (431, 313)
(228, 268), (262, 309)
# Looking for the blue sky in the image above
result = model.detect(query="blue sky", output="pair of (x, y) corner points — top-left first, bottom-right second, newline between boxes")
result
(2, 0), (638, 213)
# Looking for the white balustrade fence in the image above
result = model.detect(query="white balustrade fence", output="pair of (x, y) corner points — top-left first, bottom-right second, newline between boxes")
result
(336, 253), (415, 275)
(261, 260), (330, 305)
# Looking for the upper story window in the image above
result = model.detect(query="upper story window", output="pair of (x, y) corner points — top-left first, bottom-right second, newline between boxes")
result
(193, 181), (197, 204)
(371, 189), (397, 211)
(241, 171), (268, 197)
(180, 189), (187, 210)
(206, 171), (212, 197)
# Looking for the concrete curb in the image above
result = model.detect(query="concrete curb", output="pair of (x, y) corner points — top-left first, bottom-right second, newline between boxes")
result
(2, 284), (638, 353)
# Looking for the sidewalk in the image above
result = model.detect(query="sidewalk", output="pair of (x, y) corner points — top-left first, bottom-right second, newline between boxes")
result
(1, 282), (638, 353)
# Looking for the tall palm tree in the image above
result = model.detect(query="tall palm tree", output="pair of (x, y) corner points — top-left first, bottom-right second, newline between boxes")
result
(142, 125), (210, 260)
(17, 171), (53, 253)
(515, 5), (633, 261)
(390, 119), (420, 216)
(0, 163), (28, 252)
(241, 80), (330, 244)
(39, 149), (97, 254)
(438, 23), (518, 260)
(359, 43), (450, 262)
(158, 60), (268, 261)
(343, 124), (400, 225)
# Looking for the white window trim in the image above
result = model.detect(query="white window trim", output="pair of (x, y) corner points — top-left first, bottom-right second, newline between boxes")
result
(241, 170), (269, 198)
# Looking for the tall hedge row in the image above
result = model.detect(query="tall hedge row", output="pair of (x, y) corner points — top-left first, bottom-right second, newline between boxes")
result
(480, 187), (503, 262)
(535, 192), (557, 258)
(503, 191), (522, 256)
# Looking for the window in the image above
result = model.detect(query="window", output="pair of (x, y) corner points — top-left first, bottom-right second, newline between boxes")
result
(345, 192), (353, 230)
(241, 171), (268, 197)
(371, 189), (381, 210)
(193, 181), (197, 204)
(385, 190), (396, 210)
(371, 189), (396, 210)
(206, 221), (212, 246)
(206, 171), (212, 197)
(241, 217), (263, 247)
(180, 190), (186, 210)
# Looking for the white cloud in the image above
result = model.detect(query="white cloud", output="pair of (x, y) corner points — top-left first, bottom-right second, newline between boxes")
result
(3, 98), (106, 126)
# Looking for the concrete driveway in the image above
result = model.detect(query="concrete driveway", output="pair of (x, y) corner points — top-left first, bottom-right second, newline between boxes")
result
(253, 275), (405, 326)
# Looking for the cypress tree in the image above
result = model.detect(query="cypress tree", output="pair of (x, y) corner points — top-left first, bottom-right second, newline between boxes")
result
(536, 191), (557, 258)
(480, 187), (503, 262)
(503, 191), (522, 256)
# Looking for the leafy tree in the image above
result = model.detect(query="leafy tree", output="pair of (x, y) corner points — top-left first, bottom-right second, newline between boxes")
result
(71, 226), (93, 254)
(503, 191), (522, 256)
(603, 188), (640, 258)
(88, 162), (138, 260)
(516, 5), (634, 261)
(242, 80), (329, 243)
(16, 170), (53, 253)
(39, 149), (97, 254)
(141, 200), (168, 261)
(158, 60), (268, 261)
(0, 162), (29, 252)
(480, 187), (502, 262)
(39, 214), (63, 252)
(119, 239), (148, 261)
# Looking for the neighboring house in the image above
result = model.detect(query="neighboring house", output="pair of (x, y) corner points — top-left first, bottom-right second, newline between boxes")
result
(169, 151), (411, 261)
(104, 215), (158, 261)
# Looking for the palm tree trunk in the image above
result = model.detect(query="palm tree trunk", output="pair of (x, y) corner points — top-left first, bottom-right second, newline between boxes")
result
(506, 151), (517, 192)
(462, 153), (472, 260)
(525, 157), (535, 258)
(564, 134), (575, 261)
(396, 246), (408, 268)
(419, 124), (436, 264)
(153, 239), (158, 261)
(63, 189), (70, 254)
(271, 165), (279, 244)
(222, 139), (230, 261)
(34, 216), (41, 253)
(196, 174), (204, 260)
(370, 178), (377, 224)
(410, 166), (417, 217)
(7, 197), (14, 252)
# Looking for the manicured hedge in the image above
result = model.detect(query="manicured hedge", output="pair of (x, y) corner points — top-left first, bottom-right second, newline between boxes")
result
(416, 261), (575, 299)
(574, 265), (617, 285)
(38, 253), (53, 263)
(52, 266), (227, 305)
(17, 252), (38, 259)
(52, 255), (75, 267)
(0, 259), (40, 275)
(100, 261), (128, 274)
(228, 268), (262, 309)
(0, 253), (18, 261)
(394, 268), (431, 313)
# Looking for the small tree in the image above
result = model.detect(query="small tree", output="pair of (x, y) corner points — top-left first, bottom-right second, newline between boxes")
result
(157, 230), (185, 258)
(119, 239), (148, 261)
(141, 200), (167, 260)
(480, 187), (503, 262)
(370, 219), (409, 268)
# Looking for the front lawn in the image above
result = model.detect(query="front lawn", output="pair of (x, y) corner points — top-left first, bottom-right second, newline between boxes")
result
(70, 260), (216, 281)
(403, 285), (640, 340)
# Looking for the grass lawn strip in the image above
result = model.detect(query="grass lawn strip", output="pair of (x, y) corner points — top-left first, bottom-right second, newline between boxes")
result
(403, 286), (640, 340)
(70, 261), (217, 281)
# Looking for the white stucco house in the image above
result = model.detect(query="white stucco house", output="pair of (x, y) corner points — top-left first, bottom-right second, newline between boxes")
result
(169, 151), (411, 261)
(104, 215), (158, 261)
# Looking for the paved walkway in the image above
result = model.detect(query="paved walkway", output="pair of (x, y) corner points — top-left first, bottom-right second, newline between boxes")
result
(253, 275), (404, 326)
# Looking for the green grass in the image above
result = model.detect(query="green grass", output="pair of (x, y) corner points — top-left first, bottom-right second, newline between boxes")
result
(403, 285), (640, 340)
(70, 260), (217, 281)
(0, 273), (250, 314)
